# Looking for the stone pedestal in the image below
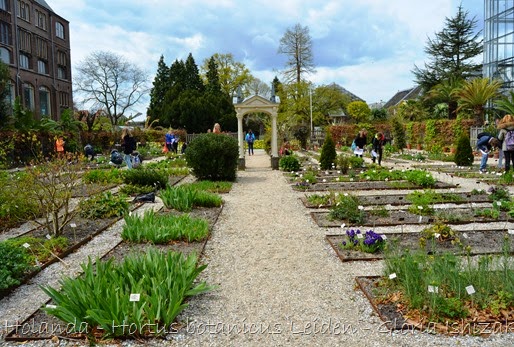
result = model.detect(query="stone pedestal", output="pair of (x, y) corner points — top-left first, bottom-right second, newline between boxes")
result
(238, 157), (246, 170)
(271, 156), (279, 170)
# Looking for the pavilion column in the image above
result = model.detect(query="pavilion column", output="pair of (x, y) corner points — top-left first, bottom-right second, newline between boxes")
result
(236, 111), (245, 169)
(270, 110), (279, 169)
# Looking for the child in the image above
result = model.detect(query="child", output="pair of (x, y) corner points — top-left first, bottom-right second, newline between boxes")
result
(55, 136), (65, 158)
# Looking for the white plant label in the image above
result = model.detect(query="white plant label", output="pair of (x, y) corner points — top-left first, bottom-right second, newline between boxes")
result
(462, 233), (469, 239)
(466, 285), (476, 295)
(418, 216), (423, 223)
(389, 273), (397, 279)
(46, 234), (52, 239)
(46, 304), (57, 309)
(70, 223), (77, 228)
(428, 285), (439, 294)
(508, 230), (514, 235)
(340, 224), (346, 229)
(356, 233), (363, 239)
(434, 233), (441, 239)
(381, 234), (387, 240)
(129, 293), (141, 302)
(22, 243), (30, 248)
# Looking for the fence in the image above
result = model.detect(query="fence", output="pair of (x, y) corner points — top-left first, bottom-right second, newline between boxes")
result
(469, 126), (484, 149)
(185, 132), (238, 143)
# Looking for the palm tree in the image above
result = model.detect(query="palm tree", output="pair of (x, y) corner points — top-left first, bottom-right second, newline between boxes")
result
(426, 77), (463, 119)
(495, 89), (514, 115)
(453, 78), (502, 125)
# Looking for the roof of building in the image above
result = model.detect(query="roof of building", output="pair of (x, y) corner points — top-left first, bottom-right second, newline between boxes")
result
(383, 85), (423, 108)
(35, 0), (53, 12)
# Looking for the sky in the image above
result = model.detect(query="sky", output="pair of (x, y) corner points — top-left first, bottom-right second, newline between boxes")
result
(47, 0), (484, 119)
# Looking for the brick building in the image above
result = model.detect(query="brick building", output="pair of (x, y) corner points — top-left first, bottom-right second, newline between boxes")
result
(0, 0), (72, 120)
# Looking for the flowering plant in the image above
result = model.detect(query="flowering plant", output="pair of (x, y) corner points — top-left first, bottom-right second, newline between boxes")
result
(339, 229), (386, 254)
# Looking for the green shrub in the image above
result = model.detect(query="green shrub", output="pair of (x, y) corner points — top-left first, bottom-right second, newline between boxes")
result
(119, 184), (155, 196)
(329, 194), (364, 223)
(41, 249), (211, 338)
(348, 156), (364, 168)
(123, 168), (168, 189)
(6, 236), (69, 264)
(185, 133), (238, 181)
(279, 155), (301, 172)
(319, 132), (337, 170)
(79, 191), (129, 219)
(337, 154), (350, 174)
(454, 133), (474, 166)
(0, 241), (33, 290)
(122, 210), (210, 243)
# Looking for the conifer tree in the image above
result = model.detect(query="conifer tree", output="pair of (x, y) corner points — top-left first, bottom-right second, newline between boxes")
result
(147, 55), (169, 125)
(319, 131), (337, 170)
(413, 5), (482, 93)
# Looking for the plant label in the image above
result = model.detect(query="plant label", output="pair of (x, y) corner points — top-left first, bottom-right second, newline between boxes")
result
(340, 223), (346, 229)
(466, 285), (475, 295)
(357, 233), (363, 239)
(428, 285), (439, 294)
(462, 233), (469, 239)
(434, 233), (441, 239)
(22, 243), (30, 248)
(418, 216), (423, 223)
(381, 234), (387, 240)
(45, 234), (52, 239)
(389, 273), (397, 279)
(129, 293), (140, 302)
(46, 304), (57, 309)
(70, 223), (77, 228)
(508, 230), (514, 235)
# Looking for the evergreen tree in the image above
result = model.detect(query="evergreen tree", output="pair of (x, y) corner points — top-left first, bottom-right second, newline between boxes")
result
(184, 53), (204, 92)
(319, 131), (337, 170)
(205, 57), (222, 94)
(0, 60), (11, 129)
(147, 55), (169, 125)
(412, 5), (482, 93)
(454, 133), (474, 166)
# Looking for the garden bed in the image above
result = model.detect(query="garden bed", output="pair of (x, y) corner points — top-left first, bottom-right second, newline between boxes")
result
(326, 230), (514, 262)
(311, 208), (510, 227)
(355, 276), (514, 336)
(300, 191), (491, 208)
(293, 180), (457, 192)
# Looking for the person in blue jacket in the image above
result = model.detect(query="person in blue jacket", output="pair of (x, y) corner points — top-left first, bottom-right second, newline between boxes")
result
(245, 129), (256, 155)
(165, 129), (174, 153)
(477, 133), (501, 173)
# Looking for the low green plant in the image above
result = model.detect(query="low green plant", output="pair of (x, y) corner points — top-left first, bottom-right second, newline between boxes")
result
(122, 210), (209, 243)
(79, 191), (129, 219)
(488, 186), (511, 202)
(329, 194), (364, 223)
(348, 156), (364, 168)
(123, 168), (169, 189)
(183, 180), (233, 194)
(119, 184), (155, 196)
(404, 170), (436, 187)
(279, 155), (301, 172)
(82, 168), (123, 184)
(368, 206), (389, 217)
(474, 207), (500, 219)
(306, 193), (334, 206)
(0, 241), (33, 290)
(337, 154), (350, 174)
(160, 185), (197, 212)
(41, 249), (212, 339)
(454, 133), (474, 166)
(6, 236), (69, 264)
(419, 223), (460, 248)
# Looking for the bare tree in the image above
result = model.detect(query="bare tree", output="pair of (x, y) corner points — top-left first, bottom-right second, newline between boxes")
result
(246, 77), (271, 98)
(75, 51), (150, 127)
(278, 23), (315, 84)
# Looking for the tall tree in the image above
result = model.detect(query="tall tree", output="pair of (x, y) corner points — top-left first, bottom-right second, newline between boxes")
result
(426, 77), (463, 119)
(147, 55), (169, 125)
(184, 53), (204, 92)
(278, 23), (315, 83)
(246, 77), (271, 98)
(412, 5), (482, 92)
(201, 53), (252, 97)
(75, 51), (150, 127)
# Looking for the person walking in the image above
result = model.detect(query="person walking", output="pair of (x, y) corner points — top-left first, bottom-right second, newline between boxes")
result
(165, 129), (174, 153)
(495, 118), (504, 170)
(371, 132), (385, 165)
(121, 128), (136, 169)
(55, 136), (65, 159)
(497, 114), (514, 171)
(245, 129), (255, 155)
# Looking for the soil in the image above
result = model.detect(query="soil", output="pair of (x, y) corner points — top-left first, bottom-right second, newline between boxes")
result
(326, 230), (514, 262)
(310, 208), (511, 227)
(300, 192), (491, 208)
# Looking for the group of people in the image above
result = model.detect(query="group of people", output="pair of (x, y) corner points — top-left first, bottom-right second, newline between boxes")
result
(352, 129), (386, 166)
(478, 114), (514, 173)
(165, 129), (179, 154)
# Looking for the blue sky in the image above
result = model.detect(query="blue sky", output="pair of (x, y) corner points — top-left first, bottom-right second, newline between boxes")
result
(48, 0), (483, 118)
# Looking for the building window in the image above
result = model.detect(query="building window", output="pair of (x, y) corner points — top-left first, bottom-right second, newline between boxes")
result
(57, 50), (67, 79)
(0, 47), (9, 63)
(35, 36), (47, 59)
(57, 66), (66, 79)
(39, 86), (50, 116)
(37, 59), (46, 74)
(59, 91), (69, 107)
(18, 29), (31, 52)
(55, 22), (64, 39)
(35, 9), (46, 30)
(19, 52), (29, 68)
(7, 80), (14, 106)
(0, 0), (9, 12)
(18, 1), (29, 21)
(23, 83), (34, 110)
(0, 21), (9, 44)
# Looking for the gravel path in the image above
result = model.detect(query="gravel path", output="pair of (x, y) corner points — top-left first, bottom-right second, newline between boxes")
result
(2, 151), (514, 347)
